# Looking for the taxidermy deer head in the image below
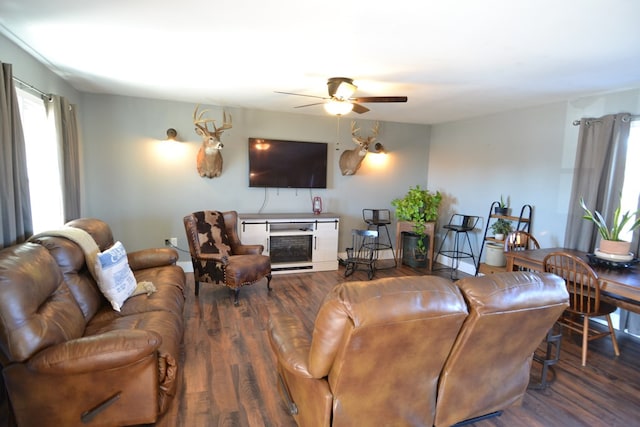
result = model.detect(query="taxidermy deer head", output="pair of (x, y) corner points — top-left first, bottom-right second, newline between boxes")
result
(339, 121), (379, 176)
(193, 104), (232, 178)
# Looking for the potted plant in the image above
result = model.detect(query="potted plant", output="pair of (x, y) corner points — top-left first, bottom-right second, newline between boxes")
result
(392, 185), (442, 264)
(495, 195), (509, 215)
(490, 218), (512, 241)
(580, 196), (640, 255)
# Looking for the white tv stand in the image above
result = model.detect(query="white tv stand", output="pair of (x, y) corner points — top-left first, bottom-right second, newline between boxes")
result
(238, 213), (340, 274)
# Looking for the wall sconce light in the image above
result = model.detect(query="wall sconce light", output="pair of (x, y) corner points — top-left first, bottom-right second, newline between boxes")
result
(374, 142), (386, 153)
(166, 128), (178, 142)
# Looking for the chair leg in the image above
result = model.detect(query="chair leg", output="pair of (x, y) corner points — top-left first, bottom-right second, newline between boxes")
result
(195, 281), (200, 296)
(582, 316), (589, 366)
(606, 314), (621, 357)
(233, 288), (240, 306)
(345, 262), (354, 277)
(382, 224), (397, 267)
(464, 231), (476, 266)
(266, 274), (273, 291)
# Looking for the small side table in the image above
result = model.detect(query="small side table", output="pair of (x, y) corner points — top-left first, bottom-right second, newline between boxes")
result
(395, 221), (436, 271)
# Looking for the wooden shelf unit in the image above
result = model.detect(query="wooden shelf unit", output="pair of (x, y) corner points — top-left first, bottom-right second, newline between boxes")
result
(475, 202), (532, 275)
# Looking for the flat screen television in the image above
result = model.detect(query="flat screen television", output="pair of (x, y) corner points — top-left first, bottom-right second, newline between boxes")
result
(248, 138), (328, 188)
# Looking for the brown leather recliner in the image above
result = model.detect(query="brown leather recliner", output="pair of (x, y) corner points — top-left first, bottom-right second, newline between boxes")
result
(183, 210), (272, 304)
(434, 271), (569, 427)
(268, 275), (469, 427)
(269, 272), (569, 427)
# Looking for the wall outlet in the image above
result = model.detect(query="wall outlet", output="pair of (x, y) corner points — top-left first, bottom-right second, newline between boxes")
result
(165, 237), (178, 247)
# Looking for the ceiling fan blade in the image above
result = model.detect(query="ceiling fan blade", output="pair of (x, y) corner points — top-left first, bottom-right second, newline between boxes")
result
(352, 96), (408, 103)
(351, 103), (370, 114)
(294, 102), (325, 109)
(275, 91), (328, 100)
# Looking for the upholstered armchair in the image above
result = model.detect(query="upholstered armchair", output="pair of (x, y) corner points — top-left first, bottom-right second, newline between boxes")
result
(183, 210), (272, 304)
(268, 276), (469, 427)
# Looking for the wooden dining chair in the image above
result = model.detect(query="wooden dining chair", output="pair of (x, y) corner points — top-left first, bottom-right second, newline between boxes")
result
(543, 252), (620, 366)
(504, 230), (540, 254)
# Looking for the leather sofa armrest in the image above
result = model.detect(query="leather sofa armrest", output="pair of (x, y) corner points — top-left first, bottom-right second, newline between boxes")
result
(128, 248), (178, 270)
(234, 244), (264, 255)
(27, 330), (161, 374)
(268, 315), (314, 378)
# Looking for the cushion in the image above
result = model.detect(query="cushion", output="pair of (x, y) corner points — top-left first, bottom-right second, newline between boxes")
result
(195, 211), (232, 257)
(94, 241), (137, 311)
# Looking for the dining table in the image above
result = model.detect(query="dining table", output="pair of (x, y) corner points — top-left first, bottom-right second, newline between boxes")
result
(505, 247), (640, 314)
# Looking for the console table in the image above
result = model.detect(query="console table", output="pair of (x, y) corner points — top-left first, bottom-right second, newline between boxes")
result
(238, 213), (339, 274)
(395, 221), (436, 271)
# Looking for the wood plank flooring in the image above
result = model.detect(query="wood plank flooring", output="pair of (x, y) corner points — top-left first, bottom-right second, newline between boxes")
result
(2, 261), (638, 426)
(154, 261), (640, 427)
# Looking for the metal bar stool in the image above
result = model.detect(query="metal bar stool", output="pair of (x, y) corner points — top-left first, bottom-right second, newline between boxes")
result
(434, 214), (480, 278)
(362, 209), (396, 268)
(529, 323), (563, 389)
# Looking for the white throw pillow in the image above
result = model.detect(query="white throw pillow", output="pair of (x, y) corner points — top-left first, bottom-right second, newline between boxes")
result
(94, 241), (137, 311)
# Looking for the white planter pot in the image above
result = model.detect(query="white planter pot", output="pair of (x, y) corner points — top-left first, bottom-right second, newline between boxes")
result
(485, 242), (506, 267)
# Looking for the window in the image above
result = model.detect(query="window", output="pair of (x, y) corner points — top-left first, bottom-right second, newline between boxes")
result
(620, 120), (640, 242)
(16, 88), (64, 233)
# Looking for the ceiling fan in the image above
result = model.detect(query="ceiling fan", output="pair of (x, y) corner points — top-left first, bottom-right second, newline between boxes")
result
(275, 77), (408, 115)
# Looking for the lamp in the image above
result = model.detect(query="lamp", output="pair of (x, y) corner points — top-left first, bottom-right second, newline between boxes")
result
(166, 128), (178, 141)
(334, 81), (357, 100)
(324, 99), (354, 116)
(374, 142), (386, 153)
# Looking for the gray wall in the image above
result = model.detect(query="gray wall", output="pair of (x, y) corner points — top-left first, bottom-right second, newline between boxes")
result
(79, 94), (430, 257)
(1, 34), (81, 104)
(3, 32), (640, 270)
(428, 89), (640, 272)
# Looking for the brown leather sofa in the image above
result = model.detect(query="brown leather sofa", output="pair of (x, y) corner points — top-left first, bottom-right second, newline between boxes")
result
(269, 271), (569, 427)
(0, 218), (185, 427)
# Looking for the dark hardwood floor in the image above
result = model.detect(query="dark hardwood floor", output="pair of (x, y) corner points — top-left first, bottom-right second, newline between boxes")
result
(153, 261), (640, 427)
(2, 261), (638, 426)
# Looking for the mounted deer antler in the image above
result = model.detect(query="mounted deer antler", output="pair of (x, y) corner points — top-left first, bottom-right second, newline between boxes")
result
(339, 121), (379, 176)
(193, 104), (232, 178)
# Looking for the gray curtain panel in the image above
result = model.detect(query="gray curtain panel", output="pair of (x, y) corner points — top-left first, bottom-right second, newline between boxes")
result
(0, 62), (33, 248)
(563, 113), (631, 252)
(48, 95), (81, 221)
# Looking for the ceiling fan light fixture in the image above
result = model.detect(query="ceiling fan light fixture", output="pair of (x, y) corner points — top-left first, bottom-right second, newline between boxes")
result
(334, 81), (357, 100)
(324, 99), (353, 115)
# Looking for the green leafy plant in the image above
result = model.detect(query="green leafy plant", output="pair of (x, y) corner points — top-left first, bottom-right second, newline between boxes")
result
(392, 185), (442, 253)
(490, 218), (513, 236)
(580, 196), (640, 241)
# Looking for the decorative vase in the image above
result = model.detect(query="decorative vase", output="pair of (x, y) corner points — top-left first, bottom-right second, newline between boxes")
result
(494, 233), (505, 241)
(599, 239), (631, 256)
(485, 242), (506, 267)
(494, 207), (508, 215)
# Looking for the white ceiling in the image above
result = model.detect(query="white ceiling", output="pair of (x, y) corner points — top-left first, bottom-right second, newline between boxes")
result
(2, 0), (640, 125)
